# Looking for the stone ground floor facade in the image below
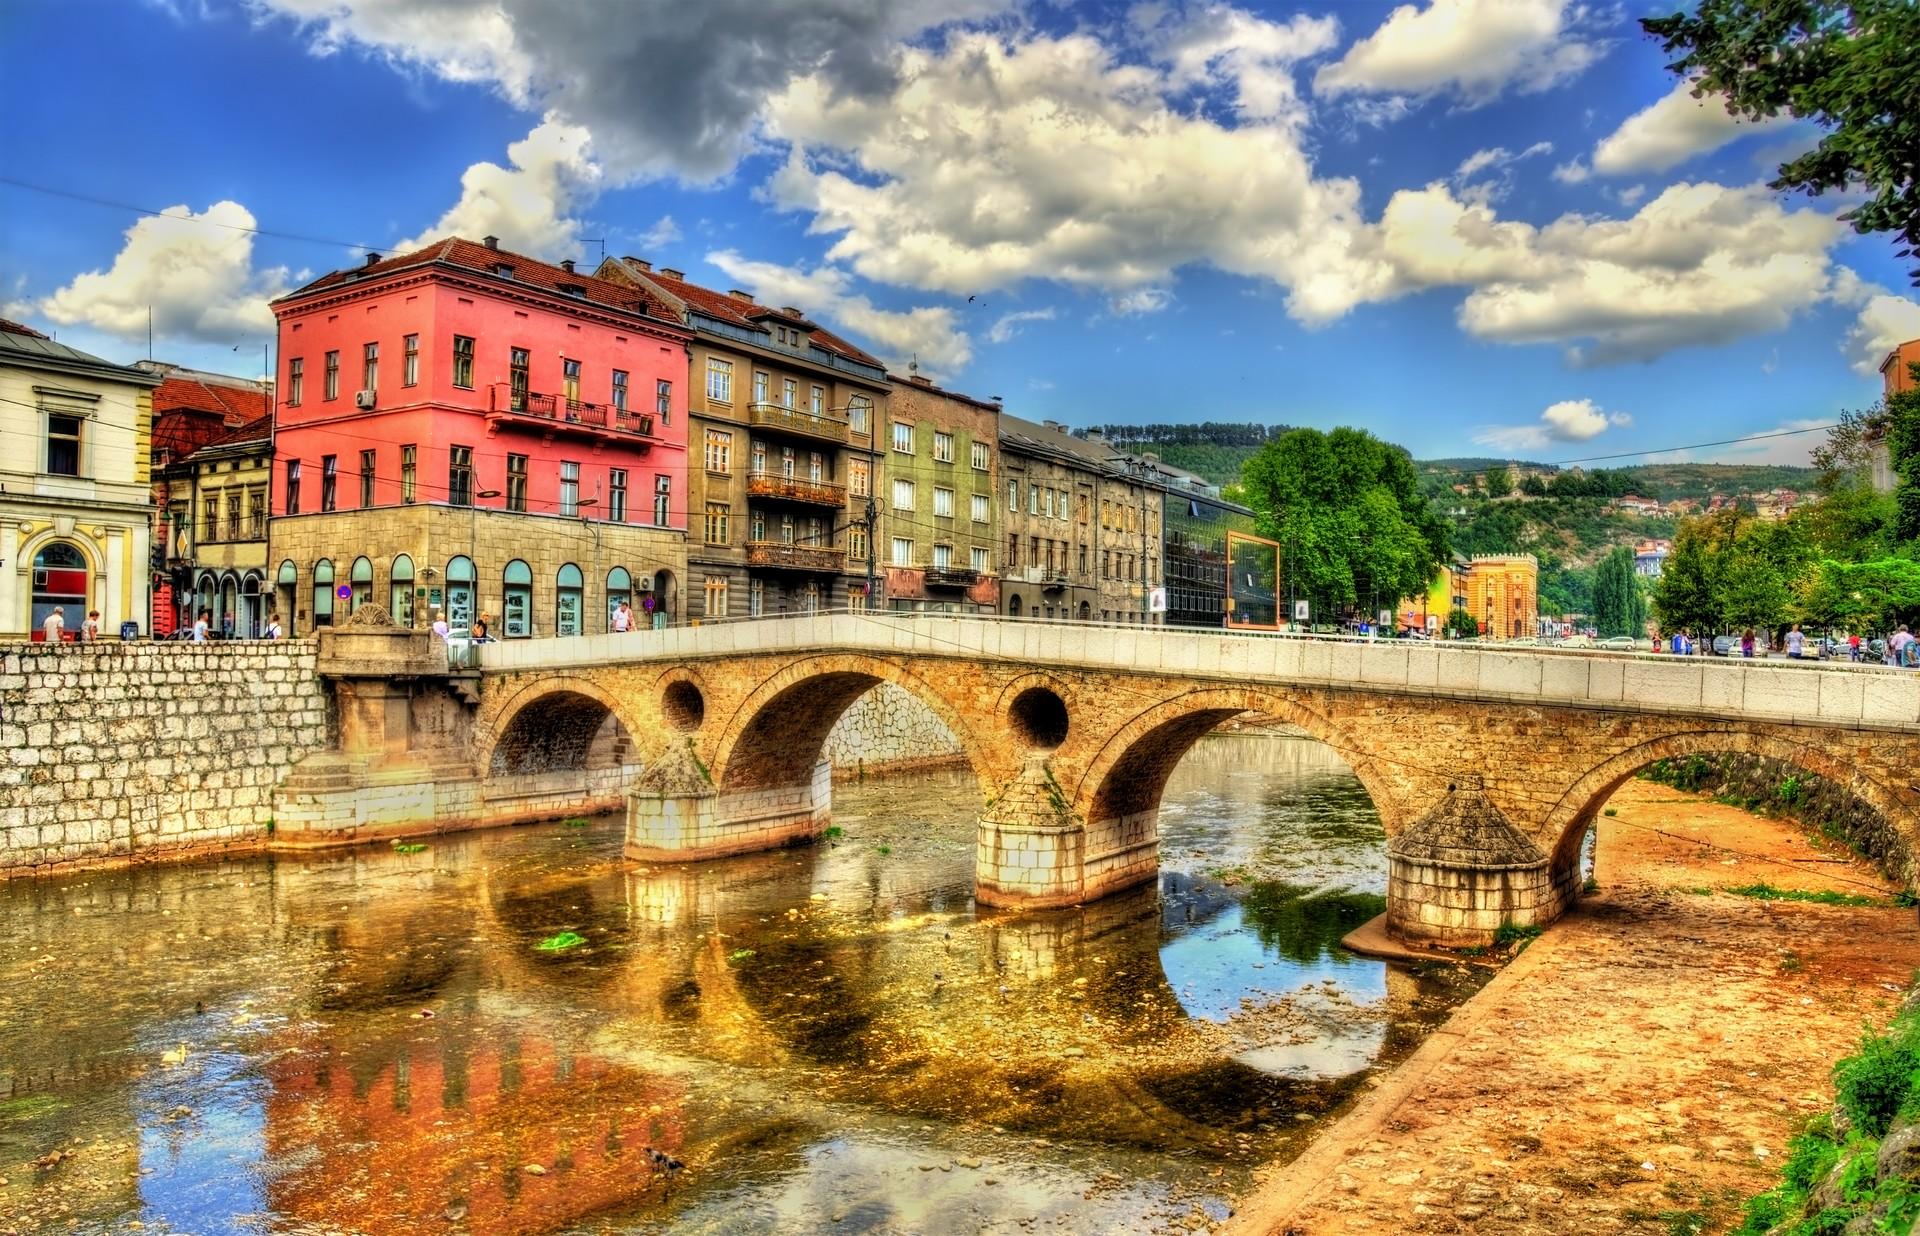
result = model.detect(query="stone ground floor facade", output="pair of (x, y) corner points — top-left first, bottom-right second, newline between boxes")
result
(1, 500), (153, 641)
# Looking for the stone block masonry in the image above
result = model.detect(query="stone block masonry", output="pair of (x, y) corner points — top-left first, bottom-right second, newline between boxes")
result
(823, 682), (965, 778)
(0, 641), (330, 872)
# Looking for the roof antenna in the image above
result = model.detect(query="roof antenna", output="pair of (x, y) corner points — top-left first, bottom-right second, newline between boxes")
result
(908, 355), (919, 375)
(581, 237), (606, 265)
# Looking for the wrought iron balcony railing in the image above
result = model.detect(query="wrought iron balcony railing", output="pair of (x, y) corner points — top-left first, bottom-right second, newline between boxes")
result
(747, 402), (850, 444)
(745, 471), (847, 506)
(744, 540), (845, 572)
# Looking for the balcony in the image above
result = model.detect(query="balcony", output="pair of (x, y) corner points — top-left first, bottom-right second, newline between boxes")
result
(746, 471), (847, 506)
(748, 401), (850, 445)
(924, 566), (981, 589)
(1040, 569), (1071, 590)
(745, 540), (845, 573)
(487, 384), (656, 444)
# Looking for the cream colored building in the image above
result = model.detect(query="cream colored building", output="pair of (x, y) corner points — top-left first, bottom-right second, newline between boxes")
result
(0, 320), (159, 639)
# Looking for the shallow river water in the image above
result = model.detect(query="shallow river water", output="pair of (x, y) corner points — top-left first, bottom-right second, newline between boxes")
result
(0, 732), (1482, 1235)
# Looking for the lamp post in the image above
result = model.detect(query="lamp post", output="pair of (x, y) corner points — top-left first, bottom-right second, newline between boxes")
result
(465, 488), (501, 632)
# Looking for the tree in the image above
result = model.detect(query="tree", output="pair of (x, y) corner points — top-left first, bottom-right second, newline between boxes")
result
(1520, 473), (1549, 497)
(1485, 465), (1514, 498)
(1643, 0), (1920, 281)
(1798, 558), (1920, 632)
(1447, 607), (1480, 638)
(1591, 546), (1647, 637)
(1240, 427), (1451, 614)
(1653, 520), (1724, 636)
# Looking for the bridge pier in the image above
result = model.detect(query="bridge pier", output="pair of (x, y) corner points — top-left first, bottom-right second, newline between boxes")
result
(1384, 781), (1571, 947)
(975, 758), (1159, 909)
(626, 749), (832, 863)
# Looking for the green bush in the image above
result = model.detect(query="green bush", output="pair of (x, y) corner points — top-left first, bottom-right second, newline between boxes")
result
(1833, 1025), (1920, 1139)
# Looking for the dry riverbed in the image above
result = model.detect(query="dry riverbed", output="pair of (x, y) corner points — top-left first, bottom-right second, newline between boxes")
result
(1230, 778), (1920, 1235)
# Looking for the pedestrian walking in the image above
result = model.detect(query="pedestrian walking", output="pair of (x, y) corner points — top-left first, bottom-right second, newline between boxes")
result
(1670, 629), (1691, 656)
(1849, 632), (1863, 662)
(190, 610), (211, 642)
(81, 610), (101, 641)
(1786, 624), (1806, 659)
(1741, 628), (1756, 658)
(42, 606), (65, 642)
(470, 615), (492, 643)
(1891, 625), (1914, 668)
(612, 599), (633, 633)
(430, 609), (451, 642)
(221, 610), (235, 640)
(264, 612), (284, 640)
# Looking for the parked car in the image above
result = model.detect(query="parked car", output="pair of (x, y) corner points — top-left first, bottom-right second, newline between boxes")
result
(1711, 635), (1737, 656)
(1599, 635), (1639, 651)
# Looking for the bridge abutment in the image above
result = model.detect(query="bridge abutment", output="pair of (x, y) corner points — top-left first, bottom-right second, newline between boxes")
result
(626, 753), (832, 863)
(1384, 782), (1567, 947)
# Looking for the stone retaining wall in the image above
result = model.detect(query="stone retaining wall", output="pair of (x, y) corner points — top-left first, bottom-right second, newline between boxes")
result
(0, 641), (329, 872)
(823, 682), (965, 778)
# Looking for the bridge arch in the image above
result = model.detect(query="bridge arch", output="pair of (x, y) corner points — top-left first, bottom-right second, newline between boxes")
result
(475, 674), (647, 777)
(709, 654), (998, 796)
(1540, 728), (1916, 893)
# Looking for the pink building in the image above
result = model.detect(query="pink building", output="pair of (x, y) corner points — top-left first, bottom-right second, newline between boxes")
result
(269, 237), (694, 635)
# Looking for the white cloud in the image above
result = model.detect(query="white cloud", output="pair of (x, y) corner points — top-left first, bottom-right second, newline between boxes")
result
(1452, 141), (1554, 203)
(1831, 269), (1920, 377)
(987, 307), (1056, 344)
(1551, 159), (1590, 185)
(1474, 397), (1630, 450)
(1590, 79), (1796, 176)
(1139, 3), (1342, 126)
(637, 215), (681, 250)
(1109, 288), (1174, 316)
(704, 249), (972, 374)
(35, 201), (288, 346)
(1314, 0), (1605, 108)
(393, 116), (598, 255)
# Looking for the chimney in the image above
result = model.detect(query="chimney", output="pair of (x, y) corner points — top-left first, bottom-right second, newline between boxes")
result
(728, 289), (753, 302)
(1085, 429), (1105, 443)
(910, 374), (933, 387)
(661, 267), (685, 279)
(559, 258), (575, 274)
(363, 252), (380, 267)
(782, 306), (803, 317)
(483, 235), (500, 250)
(632, 258), (653, 272)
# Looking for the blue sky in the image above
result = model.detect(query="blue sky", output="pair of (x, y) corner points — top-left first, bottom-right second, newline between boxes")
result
(4, 0), (1918, 466)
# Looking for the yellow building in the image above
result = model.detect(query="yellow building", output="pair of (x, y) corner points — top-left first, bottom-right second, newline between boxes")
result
(158, 415), (274, 636)
(0, 319), (159, 639)
(1464, 553), (1538, 640)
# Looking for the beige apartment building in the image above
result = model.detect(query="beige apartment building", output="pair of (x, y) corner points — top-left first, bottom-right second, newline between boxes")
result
(881, 372), (1001, 612)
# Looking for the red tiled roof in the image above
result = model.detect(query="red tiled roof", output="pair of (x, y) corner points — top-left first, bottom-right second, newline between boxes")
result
(0, 318), (49, 339)
(631, 263), (883, 369)
(152, 374), (271, 427)
(186, 413), (272, 455)
(288, 238), (683, 326)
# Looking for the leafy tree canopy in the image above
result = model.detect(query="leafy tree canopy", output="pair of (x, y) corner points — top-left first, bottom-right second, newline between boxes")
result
(1592, 545), (1648, 637)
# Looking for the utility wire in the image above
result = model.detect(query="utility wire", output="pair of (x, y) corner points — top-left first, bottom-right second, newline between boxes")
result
(1548, 422), (1839, 466)
(0, 176), (380, 255)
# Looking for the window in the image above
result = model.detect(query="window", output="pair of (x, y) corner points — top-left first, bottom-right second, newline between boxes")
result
(606, 567), (632, 630)
(933, 486), (953, 518)
(808, 451), (824, 482)
(656, 379), (672, 424)
(324, 351), (339, 400)
(402, 335), (418, 386)
(780, 445), (796, 478)
(849, 458), (870, 496)
(706, 357), (733, 403)
(609, 469), (628, 523)
(779, 514), (795, 545)
(321, 455), (337, 512)
(751, 510), (766, 541)
(203, 494), (219, 540)
(653, 474), (670, 525)
(1029, 485), (1039, 515)
(362, 342), (378, 391)
(704, 428), (733, 473)
(502, 560), (532, 637)
(892, 478), (915, 511)
(506, 454), (528, 512)
(401, 445), (416, 504)
(704, 576), (729, 619)
(46, 413), (82, 476)
(1042, 488), (1054, 519)
(349, 556), (373, 612)
(972, 545), (990, 573)
(448, 445), (473, 507)
(810, 385), (824, 414)
(555, 563), (584, 636)
(1077, 545), (1087, 575)
(891, 422), (914, 453)
(971, 493), (990, 523)
(559, 460), (579, 517)
(360, 449), (376, 508)
(287, 357), (304, 406)
(891, 536), (913, 567)
(933, 543), (952, 570)
(1007, 479), (1018, 511)
(751, 440), (767, 473)
(849, 395), (871, 435)
(285, 459), (301, 515)
(752, 370), (770, 406)
(249, 489), (266, 538)
(445, 556), (475, 629)
(749, 578), (764, 617)
(971, 440), (989, 471)
(782, 377), (797, 408)
(612, 369), (629, 411)
(933, 431), (954, 462)
(510, 347), (530, 410)
(453, 335), (475, 388)
(1007, 534), (1019, 568)
(849, 526), (868, 562)
(390, 554), (415, 626)
(312, 559), (334, 628)
(704, 502), (730, 545)
(562, 358), (581, 405)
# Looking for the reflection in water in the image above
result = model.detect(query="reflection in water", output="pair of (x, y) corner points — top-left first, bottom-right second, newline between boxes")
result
(0, 734), (1481, 1235)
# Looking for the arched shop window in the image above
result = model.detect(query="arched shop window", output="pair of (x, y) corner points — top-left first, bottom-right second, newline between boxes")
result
(349, 556), (374, 612)
(605, 566), (632, 630)
(277, 560), (298, 636)
(555, 563), (584, 636)
(31, 541), (87, 639)
(445, 556), (475, 629)
(312, 559), (335, 628)
(502, 559), (533, 638)
(389, 554), (416, 626)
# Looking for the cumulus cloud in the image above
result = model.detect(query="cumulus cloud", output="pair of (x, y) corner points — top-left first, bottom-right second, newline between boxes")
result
(247, 0), (1010, 182)
(1377, 180), (1846, 364)
(1589, 78), (1797, 176)
(1830, 269), (1920, 377)
(987, 307), (1056, 344)
(637, 216), (681, 249)
(36, 201), (288, 345)
(1314, 0), (1605, 108)
(1475, 397), (1630, 451)
(704, 249), (972, 374)
(1138, 3), (1342, 125)
(393, 116), (598, 255)
(1551, 159), (1591, 185)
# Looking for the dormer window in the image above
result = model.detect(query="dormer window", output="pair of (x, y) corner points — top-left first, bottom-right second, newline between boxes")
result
(494, 263), (514, 278)
(557, 282), (586, 297)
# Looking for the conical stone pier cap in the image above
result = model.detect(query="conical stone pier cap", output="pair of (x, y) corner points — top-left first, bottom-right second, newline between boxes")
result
(1387, 781), (1547, 873)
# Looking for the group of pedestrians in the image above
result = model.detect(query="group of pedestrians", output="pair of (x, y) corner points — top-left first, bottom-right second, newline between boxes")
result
(1654, 622), (1920, 666)
(38, 605), (287, 642)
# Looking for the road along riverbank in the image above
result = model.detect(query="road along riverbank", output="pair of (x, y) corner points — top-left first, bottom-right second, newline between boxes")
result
(1228, 778), (1920, 1234)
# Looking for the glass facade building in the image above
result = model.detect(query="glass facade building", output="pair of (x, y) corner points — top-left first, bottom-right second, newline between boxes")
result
(1162, 492), (1259, 628)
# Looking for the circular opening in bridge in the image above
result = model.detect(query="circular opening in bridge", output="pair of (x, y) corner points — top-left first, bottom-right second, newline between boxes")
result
(1009, 686), (1069, 752)
(662, 680), (705, 732)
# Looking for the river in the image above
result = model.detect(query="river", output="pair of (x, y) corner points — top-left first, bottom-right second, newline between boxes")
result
(0, 732), (1483, 1235)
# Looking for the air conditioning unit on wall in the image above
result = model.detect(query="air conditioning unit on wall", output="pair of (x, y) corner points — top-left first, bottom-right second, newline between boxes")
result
(354, 390), (377, 410)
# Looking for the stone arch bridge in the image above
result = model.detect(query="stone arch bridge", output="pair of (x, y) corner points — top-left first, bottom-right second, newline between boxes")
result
(285, 612), (1920, 946)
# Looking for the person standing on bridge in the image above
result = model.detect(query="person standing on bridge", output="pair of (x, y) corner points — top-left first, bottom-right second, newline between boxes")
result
(612, 599), (633, 633)
(1786, 624), (1806, 659)
(430, 609), (450, 642)
(1741, 629), (1756, 658)
(41, 606), (65, 643)
(1891, 626), (1914, 668)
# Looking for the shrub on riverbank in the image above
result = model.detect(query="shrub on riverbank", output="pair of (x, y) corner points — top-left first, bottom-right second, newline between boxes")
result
(1734, 994), (1920, 1234)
